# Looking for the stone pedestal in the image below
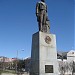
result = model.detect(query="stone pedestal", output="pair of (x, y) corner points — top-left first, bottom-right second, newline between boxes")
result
(30, 32), (58, 75)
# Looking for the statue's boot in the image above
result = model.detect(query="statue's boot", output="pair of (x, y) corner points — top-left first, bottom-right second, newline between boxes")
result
(39, 23), (43, 32)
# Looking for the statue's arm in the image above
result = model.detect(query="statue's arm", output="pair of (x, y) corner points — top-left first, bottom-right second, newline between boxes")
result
(36, 3), (39, 16)
(46, 5), (48, 12)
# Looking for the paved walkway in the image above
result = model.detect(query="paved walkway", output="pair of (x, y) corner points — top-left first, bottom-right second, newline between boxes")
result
(1, 72), (29, 75)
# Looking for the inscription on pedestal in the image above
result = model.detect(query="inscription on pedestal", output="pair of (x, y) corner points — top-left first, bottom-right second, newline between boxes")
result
(45, 65), (53, 73)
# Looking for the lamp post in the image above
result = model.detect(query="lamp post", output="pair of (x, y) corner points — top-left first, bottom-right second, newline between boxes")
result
(16, 49), (24, 73)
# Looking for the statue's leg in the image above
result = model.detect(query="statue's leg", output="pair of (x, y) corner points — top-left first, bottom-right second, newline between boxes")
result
(40, 11), (43, 31)
(43, 11), (46, 26)
(42, 11), (48, 32)
(38, 22), (41, 31)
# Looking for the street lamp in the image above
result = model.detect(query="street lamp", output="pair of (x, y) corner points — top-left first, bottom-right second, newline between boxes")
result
(16, 49), (24, 73)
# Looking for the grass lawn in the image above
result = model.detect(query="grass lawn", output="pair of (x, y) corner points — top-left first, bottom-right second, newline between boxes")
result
(0, 70), (16, 74)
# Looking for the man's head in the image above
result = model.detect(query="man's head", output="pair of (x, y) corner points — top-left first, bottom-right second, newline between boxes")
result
(41, 0), (45, 2)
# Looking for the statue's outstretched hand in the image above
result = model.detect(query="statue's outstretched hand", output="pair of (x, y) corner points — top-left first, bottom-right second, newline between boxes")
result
(36, 13), (39, 16)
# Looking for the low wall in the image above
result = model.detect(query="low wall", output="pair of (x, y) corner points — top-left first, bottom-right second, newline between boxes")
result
(1, 73), (17, 75)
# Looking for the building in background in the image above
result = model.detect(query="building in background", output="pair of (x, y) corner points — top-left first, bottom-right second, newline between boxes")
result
(0, 57), (16, 70)
(58, 50), (75, 75)
(67, 50), (75, 62)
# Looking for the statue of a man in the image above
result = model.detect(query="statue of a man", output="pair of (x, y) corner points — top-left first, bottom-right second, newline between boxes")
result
(36, 0), (50, 33)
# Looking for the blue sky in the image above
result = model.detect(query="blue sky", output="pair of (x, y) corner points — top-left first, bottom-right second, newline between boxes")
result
(0, 0), (74, 59)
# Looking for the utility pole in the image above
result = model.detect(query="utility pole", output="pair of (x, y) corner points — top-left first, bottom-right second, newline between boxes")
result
(15, 50), (24, 73)
(16, 50), (18, 73)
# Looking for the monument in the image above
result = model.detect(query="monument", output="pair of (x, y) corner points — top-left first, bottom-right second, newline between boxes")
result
(30, 0), (58, 75)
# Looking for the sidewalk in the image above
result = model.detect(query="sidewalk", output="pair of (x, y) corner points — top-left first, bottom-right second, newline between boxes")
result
(1, 72), (29, 75)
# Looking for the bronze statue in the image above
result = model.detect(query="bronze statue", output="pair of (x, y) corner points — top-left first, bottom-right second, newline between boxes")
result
(36, 0), (50, 33)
